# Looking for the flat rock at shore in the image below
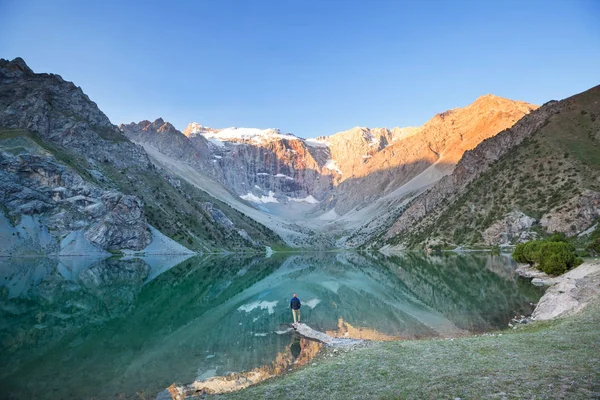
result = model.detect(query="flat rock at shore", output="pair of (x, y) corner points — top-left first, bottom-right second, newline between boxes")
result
(293, 323), (364, 347)
(518, 261), (600, 321)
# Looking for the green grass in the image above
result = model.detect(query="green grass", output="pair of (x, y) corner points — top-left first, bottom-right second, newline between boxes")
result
(210, 299), (600, 400)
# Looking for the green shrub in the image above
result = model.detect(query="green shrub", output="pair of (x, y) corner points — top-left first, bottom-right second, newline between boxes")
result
(588, 238), (600, 255)
(548, 232), (568, 242)
(537, 241), (577, 275)
(513, 243), (527, 263)
(512, 238), (581, 276)
(491, 245), (501, 256)
(523, 240), (543, 264)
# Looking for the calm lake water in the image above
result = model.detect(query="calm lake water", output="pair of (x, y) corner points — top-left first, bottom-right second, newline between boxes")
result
(0, 252), (542, 399)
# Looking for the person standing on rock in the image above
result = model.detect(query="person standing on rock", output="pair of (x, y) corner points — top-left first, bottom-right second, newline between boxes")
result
(290, 293), (301, 326)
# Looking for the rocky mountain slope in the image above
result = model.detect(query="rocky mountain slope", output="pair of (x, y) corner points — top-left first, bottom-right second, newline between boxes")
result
(326, 95), (536, 215)
(383, 85), (600, 249)
(123, 95), (535, 247)
(0, 58), (283, 254)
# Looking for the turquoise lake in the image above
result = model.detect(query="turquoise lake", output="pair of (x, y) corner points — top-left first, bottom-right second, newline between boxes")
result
(0, 252), (543, 399)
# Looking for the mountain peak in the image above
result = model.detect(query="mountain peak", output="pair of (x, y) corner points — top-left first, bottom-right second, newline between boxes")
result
(10, 57), (33, 73)
(0, 57), (34, 76)
(183, 122), (214, 137)
(472, 93), (532, 107)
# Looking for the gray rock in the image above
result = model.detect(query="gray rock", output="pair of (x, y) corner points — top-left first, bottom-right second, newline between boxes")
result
(0, 58), (151, 170)
(482, 211), (537, 245)
(531, 277), (553, 286)
(0, 139), (150, 253)
(532, 261), (600, 320)
(84, 192), (151, 250)
(540, 190), (600, 237)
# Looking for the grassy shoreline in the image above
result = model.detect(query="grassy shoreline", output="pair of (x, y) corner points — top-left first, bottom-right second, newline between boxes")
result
(208, 299), (600, 400)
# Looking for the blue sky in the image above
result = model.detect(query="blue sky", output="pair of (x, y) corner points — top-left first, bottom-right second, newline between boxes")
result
(1, 0), (599, 137)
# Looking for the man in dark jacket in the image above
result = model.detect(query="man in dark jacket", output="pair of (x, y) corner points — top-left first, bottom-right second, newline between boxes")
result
(290, 293), (301, 325)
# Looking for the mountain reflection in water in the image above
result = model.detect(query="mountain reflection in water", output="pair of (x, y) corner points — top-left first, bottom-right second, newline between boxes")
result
(0, 252), (542, 399)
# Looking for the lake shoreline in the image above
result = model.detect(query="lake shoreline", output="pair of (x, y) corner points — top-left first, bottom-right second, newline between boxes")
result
(205, 262), (600, 400)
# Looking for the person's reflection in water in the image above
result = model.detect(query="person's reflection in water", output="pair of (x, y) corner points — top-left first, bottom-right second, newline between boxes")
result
(290, 334), (301, 360)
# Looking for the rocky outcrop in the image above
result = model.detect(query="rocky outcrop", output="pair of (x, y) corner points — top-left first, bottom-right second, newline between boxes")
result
(540, 190), (600, 236)
(482, 211), (537, 245)
(0, 137), (151, 254)
(120, 118), (216, 174)
(0, 57), (155, 253)
(517, 261), (600, 321)
(84, 192), (151, 250)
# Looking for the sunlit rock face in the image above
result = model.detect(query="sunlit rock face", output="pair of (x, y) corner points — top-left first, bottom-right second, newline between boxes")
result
(385, 99), (561, 241)
(174, 337), (322, 397)
(325, 95), (537, 215)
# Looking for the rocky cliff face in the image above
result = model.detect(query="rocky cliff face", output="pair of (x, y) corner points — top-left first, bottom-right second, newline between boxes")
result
(122, 122), (338, 204)
(385, 101), (561, 241)
(120, 118), (216, 174)
(0, 134), (150, 255)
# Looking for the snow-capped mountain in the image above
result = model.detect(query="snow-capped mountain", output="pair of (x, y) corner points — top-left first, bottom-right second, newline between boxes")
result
(121, 95), (536, 246)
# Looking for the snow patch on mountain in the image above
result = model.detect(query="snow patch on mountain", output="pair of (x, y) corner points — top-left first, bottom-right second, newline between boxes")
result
(240, 191), (279, 204)
(206, 138), (225, 148)
(274, 173), (294, 180)
(305, 138), (330, 148)
(288, 195), (320, 204)
(325, 159), (342, 174)
(201, 127), (298, 144)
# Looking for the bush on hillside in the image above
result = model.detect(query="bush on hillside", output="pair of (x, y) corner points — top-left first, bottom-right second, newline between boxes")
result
(512, 238), (583, 276)
(588, 239), (600, 256)
(586, 224), (600, 255)
(548, 232), (568, 242)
